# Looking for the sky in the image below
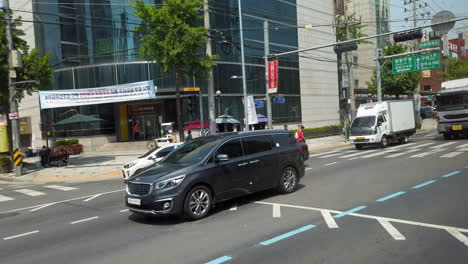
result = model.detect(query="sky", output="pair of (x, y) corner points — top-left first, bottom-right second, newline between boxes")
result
(390, 0), (468, 37)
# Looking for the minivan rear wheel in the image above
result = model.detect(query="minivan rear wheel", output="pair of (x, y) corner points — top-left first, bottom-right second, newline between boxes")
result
(278, 167), (298, 194)
(183, 186), (212, 220)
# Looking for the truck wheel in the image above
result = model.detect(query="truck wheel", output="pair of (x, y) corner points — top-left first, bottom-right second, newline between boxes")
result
(380, 136), (388, 148)
(443, 133), (451, 140)
(399, 136), (409, 144)
(355, 144), (363, 150)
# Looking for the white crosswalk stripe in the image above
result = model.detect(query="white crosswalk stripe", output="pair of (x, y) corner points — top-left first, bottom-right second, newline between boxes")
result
(320, 151), (354, 158)
(385, 148), (421, 158)
(340, 150), (378, 159)
(44, 185), (78, 191)
(410, 148), (446, 158)
(309, 150), (341, 157)
(440, 152), (463, 158)
(430, 142), (457, 149)
(408, 142), (435, 149)
(0, 195), (14, 202)
(15, 189), (46, 197)
(456, 143), (468, 149)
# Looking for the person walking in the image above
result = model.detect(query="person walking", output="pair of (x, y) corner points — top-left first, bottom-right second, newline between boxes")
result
(284, 124), (288, 130)
(133, 121), (141, 141)
(186, 130), (193, 141)
(297, 125), (305, 142)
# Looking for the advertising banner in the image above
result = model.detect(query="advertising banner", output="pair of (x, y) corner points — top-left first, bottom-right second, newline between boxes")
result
(247, 96), (258, 125)
(0, 115), (8, 153)
(268, 60), (278, 93)
(39, 80), (156, 109)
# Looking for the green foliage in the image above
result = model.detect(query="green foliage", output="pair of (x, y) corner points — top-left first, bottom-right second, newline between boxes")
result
(416, 122), (422, 130)
(132, 0), (218, 78)
(0, 156), (11, 165)
(439, 58), (468, 81)
(290, 125), (342, 134)
(335, 13), (371, 44)
(54, 139), (79, 147)
(0, 11), (54, 109)
(367, 43), (420, 97)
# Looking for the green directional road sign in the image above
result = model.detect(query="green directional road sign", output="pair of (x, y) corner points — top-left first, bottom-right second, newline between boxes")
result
(392, 52), (441, 74)
(418, 39), (440, 49)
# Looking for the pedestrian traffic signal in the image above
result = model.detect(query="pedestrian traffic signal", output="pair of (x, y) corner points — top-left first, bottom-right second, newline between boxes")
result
(393, 29), (423, 43)
(334, 42), (358, 54)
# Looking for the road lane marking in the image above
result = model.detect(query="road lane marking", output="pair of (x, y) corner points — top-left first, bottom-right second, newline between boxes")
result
(430, 142), (457, 148)
(254, 201), (468, 233)
(410, 148), (446, 157)
(324, 162), (337, 166)
(0, 195), (13, 202)
(1, 189), (125, 214)
(447, 229), (468, 247)
(309, 150), (340, 157)
(388, 143), (416, 149)
(29, 203), (56, 212)
(259, 225), (316, 246)
(348, 157), (360, 160)
(333, 206), (367, 219)
(320, 151), (354, 158)
(83, 194), (103, 202)
(305, 168), (312, 171)
(229, 206), (238, 211)
(340, 150), (378, 159)
(205, 256), (233, 264)
(409, 142), (435, 149)
(321, 210), (338, 229)
(120, 209), (129, 212)
(44, 185), (78, 191)
(361, 150), (398, 158)
(376, 191), (406, 202)
(412, 180), (437, 189)
(385, 148), (421, 158)
(70, 216), (99, 225)
(442, 171), (461, 178)
(15, 189), (46, 197)
(3, 230), (39, 240)
(272, 204), (281, 218)
(456, 143), (468, 149)
(377, 218), (405, 240)
(440, 152), (463, 158)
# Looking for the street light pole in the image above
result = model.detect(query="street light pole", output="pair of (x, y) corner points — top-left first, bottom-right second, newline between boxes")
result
(264, 20), (273, 129)
(4, 0), (22, 176)
(237, 0), (249, 131)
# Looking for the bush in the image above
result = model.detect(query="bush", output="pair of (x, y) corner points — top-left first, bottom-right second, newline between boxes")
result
(416, 122), (422, 130)
(54, 139), (79, 146)
(0, 156), (10, 165)
(290, 125), (343, 134)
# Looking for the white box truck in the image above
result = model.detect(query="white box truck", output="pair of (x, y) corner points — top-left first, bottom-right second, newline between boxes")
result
(349, 100), (416, 149)
(436, 78), (468, 139)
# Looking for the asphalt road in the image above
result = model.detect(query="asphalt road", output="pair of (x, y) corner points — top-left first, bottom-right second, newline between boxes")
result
(1, 131), (467, 264)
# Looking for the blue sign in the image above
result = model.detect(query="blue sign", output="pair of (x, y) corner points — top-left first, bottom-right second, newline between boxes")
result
(274, 97), (285, 103)
(255, 101), (264, 108)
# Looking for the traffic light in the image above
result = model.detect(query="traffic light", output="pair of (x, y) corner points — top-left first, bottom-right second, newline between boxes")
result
(393, 29), (423, 43)
(334, 42), (358, 54)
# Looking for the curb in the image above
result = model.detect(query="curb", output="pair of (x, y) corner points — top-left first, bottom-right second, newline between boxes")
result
(308, 142), (349, 151)
(31, 169), (122, 183)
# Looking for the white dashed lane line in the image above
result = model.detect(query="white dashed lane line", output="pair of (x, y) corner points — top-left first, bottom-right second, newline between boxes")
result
(324, 162), (337, 166)
(3, 230), (39, 241)
(70, 216), (99, 225)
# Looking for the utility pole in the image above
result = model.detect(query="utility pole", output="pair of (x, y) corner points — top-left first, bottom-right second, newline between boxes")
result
(263, 20), (273, 129)
(376, 48), (383, 102)
(203, 0), (215, 129)
(194, 75), (204, 137)
(4, 0), (22, 176)
(237, 0), (249, 131)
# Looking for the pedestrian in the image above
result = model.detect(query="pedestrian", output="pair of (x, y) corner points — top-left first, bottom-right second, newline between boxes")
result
(39, 146), (49, 167)
(133, 121), (141, 141)
(284, 124), (288, 130)
(186, 130), (193, 141)
(296, 125), (305, 142)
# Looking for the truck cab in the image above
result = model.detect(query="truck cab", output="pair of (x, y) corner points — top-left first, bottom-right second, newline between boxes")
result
(436, 78), (468, 139)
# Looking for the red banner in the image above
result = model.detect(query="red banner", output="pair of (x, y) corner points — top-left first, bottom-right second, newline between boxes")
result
(268, 60), (278, 93)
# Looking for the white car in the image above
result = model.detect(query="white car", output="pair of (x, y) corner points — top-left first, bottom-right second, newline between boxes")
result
(122, 143), (182, 180)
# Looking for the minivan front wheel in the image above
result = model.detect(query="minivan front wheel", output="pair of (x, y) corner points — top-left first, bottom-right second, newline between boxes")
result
(278, 167), (298, 194)
(184, 186), (212, 220)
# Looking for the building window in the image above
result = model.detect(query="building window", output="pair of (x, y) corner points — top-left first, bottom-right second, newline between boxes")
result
(423, 85), (431, 91)
(353, 56), (358, 68)
(354, 79), (359, 89)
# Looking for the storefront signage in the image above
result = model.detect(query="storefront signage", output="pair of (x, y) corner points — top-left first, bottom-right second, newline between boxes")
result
(183, 87), (200, 92)
(39, 80), (157, 109)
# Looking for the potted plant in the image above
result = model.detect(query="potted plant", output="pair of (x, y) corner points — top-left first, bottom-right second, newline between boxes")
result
(0, 156), (12, 173)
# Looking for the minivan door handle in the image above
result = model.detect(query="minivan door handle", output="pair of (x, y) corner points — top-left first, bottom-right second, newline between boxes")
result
(249, 160), (259, 164)
(237, 162), (249, 167)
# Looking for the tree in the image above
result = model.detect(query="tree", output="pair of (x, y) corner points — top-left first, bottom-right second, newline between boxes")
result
(439, 58), (468, 81)
(367, 43), (419, 98)
(0, 11), (53, 111)
(132, 0), (218, 141)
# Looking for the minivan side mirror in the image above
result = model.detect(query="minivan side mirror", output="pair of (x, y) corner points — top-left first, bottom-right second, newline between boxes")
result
(216, 154), (229, 162)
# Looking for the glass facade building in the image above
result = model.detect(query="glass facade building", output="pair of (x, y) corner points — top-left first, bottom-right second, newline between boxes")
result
(31, 0), (302, 142)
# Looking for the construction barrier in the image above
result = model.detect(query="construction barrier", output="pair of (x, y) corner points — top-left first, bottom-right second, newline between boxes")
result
(12, 148), (24, 167)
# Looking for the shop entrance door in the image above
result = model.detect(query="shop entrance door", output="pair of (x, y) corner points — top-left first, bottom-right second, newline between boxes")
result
(129, 115), (160, 141)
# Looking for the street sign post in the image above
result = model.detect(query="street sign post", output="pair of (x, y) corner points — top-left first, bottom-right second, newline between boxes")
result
(419, 39), (440, 49)
(268, 60), (278, 94)
(274, 97), (285, 103)
(254, 100), (264, 108)
(392, 52), (441, 74)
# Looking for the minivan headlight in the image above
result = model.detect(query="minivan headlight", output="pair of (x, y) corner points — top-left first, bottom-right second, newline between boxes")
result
(154, 175), (186, 190)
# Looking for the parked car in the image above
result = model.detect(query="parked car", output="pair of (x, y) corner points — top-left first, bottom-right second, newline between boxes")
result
(125, 130), (305, 220)
(420, 106), (434, 119)
(123, 143), (182, 180)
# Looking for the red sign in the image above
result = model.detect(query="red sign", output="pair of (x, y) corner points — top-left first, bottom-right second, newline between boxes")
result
(8, 112), (19, 119)
(268, 60), (278, 93)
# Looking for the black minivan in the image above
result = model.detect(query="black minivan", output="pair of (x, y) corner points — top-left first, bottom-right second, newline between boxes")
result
(125, 130), (305, 220)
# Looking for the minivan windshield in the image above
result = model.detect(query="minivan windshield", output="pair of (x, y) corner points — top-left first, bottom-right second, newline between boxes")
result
(351, 116), (376, 128)
(162, 136), (221, 164)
